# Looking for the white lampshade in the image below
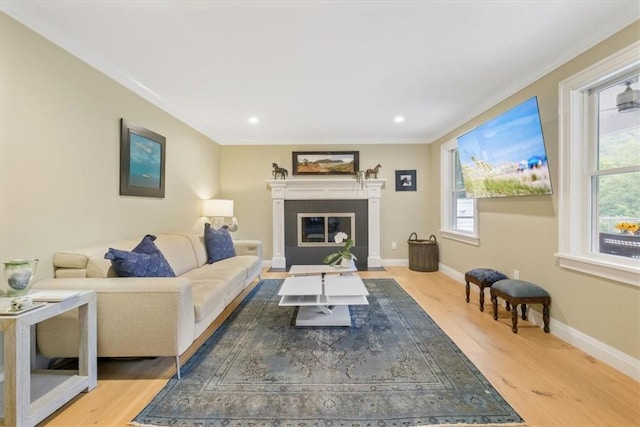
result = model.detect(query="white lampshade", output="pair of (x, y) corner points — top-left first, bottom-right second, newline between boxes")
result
(202, 199), (234, 218)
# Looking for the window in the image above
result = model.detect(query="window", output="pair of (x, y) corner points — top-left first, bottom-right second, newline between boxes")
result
(441, 138), (479, 245)
(592, 81), (640, 259)
(557, 41), (640, 286)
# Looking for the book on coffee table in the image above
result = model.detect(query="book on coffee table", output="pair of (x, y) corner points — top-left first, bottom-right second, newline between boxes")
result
(29, 290), (80, 302)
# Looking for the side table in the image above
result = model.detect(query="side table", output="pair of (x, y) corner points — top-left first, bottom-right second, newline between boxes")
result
(0, 290), (96, 427)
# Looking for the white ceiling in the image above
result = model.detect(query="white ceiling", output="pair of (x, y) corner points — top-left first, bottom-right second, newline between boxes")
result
(2, 1), (639, 145)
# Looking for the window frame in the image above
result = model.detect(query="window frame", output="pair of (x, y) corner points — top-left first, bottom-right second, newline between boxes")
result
(440, 138), (479, 245)
(557, 41), (640, 287)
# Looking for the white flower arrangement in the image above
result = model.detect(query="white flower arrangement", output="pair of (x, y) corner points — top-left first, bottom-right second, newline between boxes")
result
(323, 232), (357, 266)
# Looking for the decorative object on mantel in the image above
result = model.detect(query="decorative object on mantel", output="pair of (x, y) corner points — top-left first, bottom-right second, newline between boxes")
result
(356, 170), (366, 188)
(202, 199), (238, 231)
(3, 258), (39, 296)
(271, 162), (288, 179)
(365, 163), (382, 179)
(396, 169), (417, 191)
(323, 232), (357, 268)
(292, 151), (359, 175)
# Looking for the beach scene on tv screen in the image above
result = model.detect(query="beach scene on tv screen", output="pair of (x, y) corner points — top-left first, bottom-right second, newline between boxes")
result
(457, 96), (553, 198)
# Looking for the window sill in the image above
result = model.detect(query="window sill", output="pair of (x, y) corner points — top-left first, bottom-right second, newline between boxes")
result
(555, 252), (640, 287)
(440, 230), (480, 246)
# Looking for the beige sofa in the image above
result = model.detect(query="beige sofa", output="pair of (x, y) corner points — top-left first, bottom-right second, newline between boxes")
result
(31, 230), (262, 378)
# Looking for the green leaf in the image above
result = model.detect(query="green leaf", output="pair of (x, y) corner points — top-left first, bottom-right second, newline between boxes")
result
(323, 253), (342, 265)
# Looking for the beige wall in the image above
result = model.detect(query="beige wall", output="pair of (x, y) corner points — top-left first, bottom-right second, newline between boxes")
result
(219, 144), (431, 259)
(0, 13), (222, 279)
(427, 21), (640, 359)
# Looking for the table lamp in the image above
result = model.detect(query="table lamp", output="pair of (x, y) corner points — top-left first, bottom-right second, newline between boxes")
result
(202, 199), (238, 231)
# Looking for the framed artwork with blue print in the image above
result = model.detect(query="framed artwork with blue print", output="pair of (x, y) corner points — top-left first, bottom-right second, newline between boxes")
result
(120, 119), (166, 198)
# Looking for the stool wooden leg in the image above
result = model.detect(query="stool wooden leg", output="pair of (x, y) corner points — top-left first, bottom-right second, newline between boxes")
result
(511, 304), (519, 333)
(520, 304), (527, 320)
(491, 294), (498, 320)
(465, 281), (470, 303)
(543, 304), (550, 333)
(479, 286), (485, 312)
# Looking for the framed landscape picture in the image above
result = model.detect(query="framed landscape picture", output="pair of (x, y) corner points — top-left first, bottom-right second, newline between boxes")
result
(120, 119), (166, 198)
(395, 170), (416, 191)
(292, 151), (359, 175)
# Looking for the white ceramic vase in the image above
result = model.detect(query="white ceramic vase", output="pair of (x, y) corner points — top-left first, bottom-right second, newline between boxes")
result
(340, 257), (355, 268)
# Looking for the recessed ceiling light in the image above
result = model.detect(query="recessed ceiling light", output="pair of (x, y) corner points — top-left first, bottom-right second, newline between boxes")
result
(394, 116), (405, 123)
(248, 116), (259, 125)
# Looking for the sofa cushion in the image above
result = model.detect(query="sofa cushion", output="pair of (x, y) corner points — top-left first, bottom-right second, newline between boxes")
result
(105, 248), (175, 278)
(153, 234), (199, 276)
(86, 256), (118, 278)
(204, 224), (236, 263)
(183, 261), (247, 284)
(190, 279), (231, 323)
(54, 242), (132, 270)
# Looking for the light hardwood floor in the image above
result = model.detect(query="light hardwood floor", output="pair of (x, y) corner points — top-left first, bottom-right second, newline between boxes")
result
(39, 267), (639, 426)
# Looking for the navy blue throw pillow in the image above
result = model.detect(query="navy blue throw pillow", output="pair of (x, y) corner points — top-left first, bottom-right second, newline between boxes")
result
(105, 248), (175, 278)
(104, 234), (175, 277)
(204, 223), (236, 263)
(133, 234), (163, 256)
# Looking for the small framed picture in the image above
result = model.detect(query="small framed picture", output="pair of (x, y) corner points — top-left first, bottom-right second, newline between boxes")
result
(395, 170), (416, 192)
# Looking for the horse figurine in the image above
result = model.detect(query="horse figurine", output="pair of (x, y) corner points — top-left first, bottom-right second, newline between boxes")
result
(272, 163), (288, 180)
(365, 164), (382, 179)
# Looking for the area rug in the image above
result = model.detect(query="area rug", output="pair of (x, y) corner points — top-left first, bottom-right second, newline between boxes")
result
(131, 278), (524, 426)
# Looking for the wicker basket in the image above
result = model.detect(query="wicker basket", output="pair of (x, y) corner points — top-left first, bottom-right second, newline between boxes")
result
(407, 233), (439, 272)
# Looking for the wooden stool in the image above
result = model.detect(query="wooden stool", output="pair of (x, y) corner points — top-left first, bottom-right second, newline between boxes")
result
(491, 279), (551, 333)
(464, 268), (508, 312)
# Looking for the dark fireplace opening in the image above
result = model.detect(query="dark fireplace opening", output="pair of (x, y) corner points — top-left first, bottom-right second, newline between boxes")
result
(299, 214), (354, 245)
(285, 200), (368, 269)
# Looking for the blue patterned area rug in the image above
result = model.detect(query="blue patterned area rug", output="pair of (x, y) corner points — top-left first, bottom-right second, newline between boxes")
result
(131, 278), (524, 427)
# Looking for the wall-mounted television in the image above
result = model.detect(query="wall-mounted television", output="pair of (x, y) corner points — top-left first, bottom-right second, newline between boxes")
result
(456, 96), (552, 198)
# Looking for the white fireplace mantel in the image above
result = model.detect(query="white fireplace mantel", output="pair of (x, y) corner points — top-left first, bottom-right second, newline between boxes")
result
(266, 178), (386, 269)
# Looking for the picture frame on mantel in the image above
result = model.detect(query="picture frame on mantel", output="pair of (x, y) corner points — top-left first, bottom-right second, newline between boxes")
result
(292, 151), (359, 175)
(395, 170), (416, 191)
(120, 118), (166, 198)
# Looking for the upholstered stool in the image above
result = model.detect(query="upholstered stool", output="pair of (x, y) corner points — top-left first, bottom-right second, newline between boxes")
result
(491, 279), (551, 333)
(464, 268), (509, 311)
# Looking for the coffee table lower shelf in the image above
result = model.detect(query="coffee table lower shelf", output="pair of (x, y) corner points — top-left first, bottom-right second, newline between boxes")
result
(295, 305), (352, 326)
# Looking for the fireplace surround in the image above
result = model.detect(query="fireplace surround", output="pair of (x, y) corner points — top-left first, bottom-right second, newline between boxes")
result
(266, 178), (385, 269)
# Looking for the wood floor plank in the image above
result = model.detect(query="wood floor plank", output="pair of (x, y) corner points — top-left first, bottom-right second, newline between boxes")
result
(38, 267), (639, 426)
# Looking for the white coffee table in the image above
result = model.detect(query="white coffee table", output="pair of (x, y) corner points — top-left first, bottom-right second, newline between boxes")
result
(278, 274), (368, 326)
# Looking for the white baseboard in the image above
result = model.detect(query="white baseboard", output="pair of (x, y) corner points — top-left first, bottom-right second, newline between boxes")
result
(438, 263), (640, 382)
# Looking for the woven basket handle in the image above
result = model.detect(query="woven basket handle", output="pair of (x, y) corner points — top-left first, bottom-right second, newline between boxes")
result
(429, 234), (437, 243)
(408, 232), (418, 241)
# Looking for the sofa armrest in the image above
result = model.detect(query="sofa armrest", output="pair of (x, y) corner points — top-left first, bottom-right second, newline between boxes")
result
(32, 277), (195, 358)
(233, 240), (262, 259)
